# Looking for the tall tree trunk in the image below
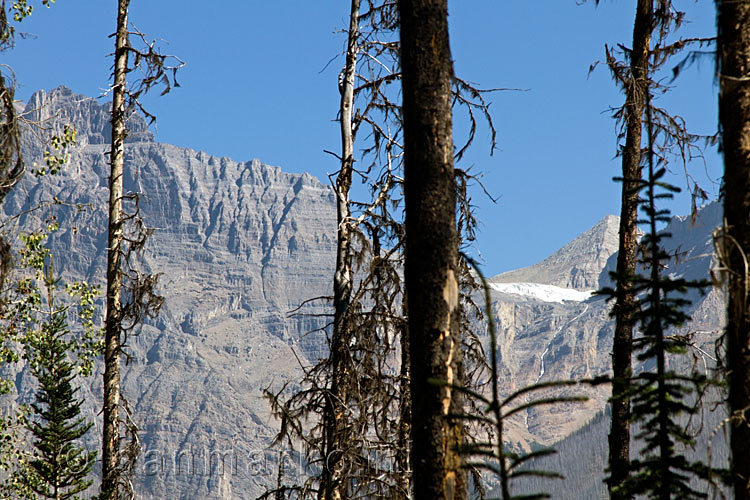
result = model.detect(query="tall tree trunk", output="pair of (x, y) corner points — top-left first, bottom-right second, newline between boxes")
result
(399, 1), (465, 499)
(608, 2), (651, 498)
(321, 1), (360, 498)
(717, 2), (750, 498)
(101, 1), (129, 498)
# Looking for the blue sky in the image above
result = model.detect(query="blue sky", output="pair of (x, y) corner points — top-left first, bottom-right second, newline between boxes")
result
(4, 1), (721, 276)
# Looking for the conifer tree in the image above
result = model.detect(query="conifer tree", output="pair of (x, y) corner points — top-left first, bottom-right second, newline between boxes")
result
(0, 226), (101, 500)
(600, 89), (711, 500)
(595, 1), (713, 496)
(24, 310), (96, 500)
(607, 2), (652, 496)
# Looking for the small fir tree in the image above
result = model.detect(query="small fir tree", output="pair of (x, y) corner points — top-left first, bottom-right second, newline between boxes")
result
(24, 312), (96, 500)
(601, 94), (712, 500)
(0, 227), (101, 499)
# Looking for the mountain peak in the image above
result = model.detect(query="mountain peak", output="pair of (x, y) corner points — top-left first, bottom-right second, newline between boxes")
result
(22, 86), (154, 147)
(489, 214), (620, 290)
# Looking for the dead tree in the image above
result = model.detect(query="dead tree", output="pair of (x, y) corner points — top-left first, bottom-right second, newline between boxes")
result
(102, 2), (178, 498)
(716, 1), (750, 498)
(399, 0), (466, 498)
(321, 1), (361, 498)
(607, 2), (653, 497)
(101, 2), (129, 496)
(260, 2), (496, 499)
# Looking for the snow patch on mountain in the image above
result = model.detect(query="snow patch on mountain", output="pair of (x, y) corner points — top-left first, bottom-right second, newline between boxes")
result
(489, 282), (595, 303)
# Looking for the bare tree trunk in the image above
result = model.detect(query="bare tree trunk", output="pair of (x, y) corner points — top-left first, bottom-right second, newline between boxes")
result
(101, 1), (129, 498)
(321, 1), (360, 498)
(717, 2), (750, 498)
(608, 2), (651, 498)
(0, 74), (23, 203)
(399, 1), (465, 499)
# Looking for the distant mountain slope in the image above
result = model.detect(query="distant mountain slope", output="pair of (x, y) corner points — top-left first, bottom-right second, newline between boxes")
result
(509, 390), (729, 499)
(484, 202), (723, 449)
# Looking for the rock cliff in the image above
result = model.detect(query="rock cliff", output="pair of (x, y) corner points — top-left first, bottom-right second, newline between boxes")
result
(8, 87), (337, 499)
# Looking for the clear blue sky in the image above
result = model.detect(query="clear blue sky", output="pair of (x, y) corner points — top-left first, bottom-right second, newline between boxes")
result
(4, 0), (721, 277)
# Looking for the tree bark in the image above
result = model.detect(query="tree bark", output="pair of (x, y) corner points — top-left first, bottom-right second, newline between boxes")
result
(608, 2), (651, 499)
(101, 1), (129, 498)
(399, 1), (465, 499)
(321, 1), (360, 498)
(717, 2), (750, 498)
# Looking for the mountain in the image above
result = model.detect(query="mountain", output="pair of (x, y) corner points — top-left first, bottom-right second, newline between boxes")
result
(489, 214), (620, 290)
(485, 201), (726, 498)
(7, 87), (337, 500)
(484, 200), (723, 450)
(3, 88), (726, 499)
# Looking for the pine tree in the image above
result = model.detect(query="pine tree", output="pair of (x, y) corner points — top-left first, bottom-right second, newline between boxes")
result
(24, 312), (96, 500)
(596, 1), (714, 496)
(600, 90), (711, 500)
(607, 2), (652, 496)
(0, 229), (102, 500)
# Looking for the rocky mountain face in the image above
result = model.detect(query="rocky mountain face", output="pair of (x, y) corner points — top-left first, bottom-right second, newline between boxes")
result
(8, 87), (337, 500)
(4, 88), (725, 499)
(486, 202), (723, 450)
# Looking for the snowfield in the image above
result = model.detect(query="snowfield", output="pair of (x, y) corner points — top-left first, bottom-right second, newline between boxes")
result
(489, 282), (595, 304)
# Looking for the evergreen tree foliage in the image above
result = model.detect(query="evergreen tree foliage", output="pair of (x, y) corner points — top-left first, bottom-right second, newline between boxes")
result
(24, 311), (96, 500)
(593, 2), (715, 496)
(604, 2), (653, 496)
(600, 96), (712, 500)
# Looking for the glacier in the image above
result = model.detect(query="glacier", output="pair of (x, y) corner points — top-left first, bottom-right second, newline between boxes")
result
(489, 282), (595, 303)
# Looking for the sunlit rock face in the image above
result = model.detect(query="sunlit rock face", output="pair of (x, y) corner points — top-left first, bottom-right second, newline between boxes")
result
(4, 87), (723, 499)
(8, 87), (336, 500)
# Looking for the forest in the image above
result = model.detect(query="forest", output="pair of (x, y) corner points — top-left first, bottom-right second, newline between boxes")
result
(0, 1), (748, 500)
